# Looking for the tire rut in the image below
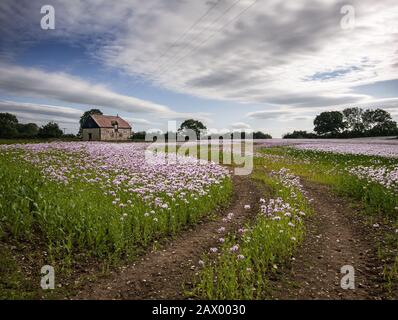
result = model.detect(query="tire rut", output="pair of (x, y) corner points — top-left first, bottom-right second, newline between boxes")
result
(76, 175), (261, 300)
(272, 180), (385, 300)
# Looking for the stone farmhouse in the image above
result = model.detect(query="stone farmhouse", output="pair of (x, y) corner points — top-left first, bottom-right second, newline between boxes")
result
(82, 114), (132, 141)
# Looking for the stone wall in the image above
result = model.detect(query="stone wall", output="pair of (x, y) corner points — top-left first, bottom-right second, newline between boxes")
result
(100, 128), (131, 141)
(82, 128), (101, 141)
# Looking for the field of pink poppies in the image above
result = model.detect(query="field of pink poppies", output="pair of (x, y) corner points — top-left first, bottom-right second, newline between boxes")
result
(0, 142), (231, 264)
(1, 139), (397, 299)
(193, 141), (398, 299)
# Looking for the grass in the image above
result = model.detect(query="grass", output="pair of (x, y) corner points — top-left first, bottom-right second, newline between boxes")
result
(255, 147), (398, 217)
(0, 245), (36, 299)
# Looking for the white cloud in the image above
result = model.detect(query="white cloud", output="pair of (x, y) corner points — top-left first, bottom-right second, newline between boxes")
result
(0, 100), (82, 134)
(0, 100), (159, 133)
(1, 0), (398, 135)
(0, 64), (212, 123)
(94, 0), (398, 109)
(246, 97), (398, 123)
(0, 100), (82, 118)
(0, 64), (172, 114)
(230, 122), (251, 129)
(247, 110), (292, 120)
(123, 117), (153, 125)
(3, 1), (398, 108)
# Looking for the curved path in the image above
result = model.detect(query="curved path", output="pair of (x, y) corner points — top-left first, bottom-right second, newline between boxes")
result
(76, 175), (262, 299)
(272, 180), (386, 299)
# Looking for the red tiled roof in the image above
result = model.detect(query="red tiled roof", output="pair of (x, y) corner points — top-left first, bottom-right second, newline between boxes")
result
(90, 114), (131, 129)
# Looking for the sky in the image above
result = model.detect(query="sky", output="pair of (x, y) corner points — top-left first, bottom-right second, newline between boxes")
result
(0, 0), (397, 137)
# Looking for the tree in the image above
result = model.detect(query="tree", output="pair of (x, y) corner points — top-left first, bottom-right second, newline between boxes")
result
(313, 111), (345, 135)
(253, 131), (272, 139)
(79, 109), (103, 135)
(131, 131), (146, 141)
(363, 109), (392, 130)
(0, 112), (19, 138)
(38, 122), (63, 138)
(362, 108), (398, 136)
(17, 123), (39, 138)
(342, 107), (365, 133)
(369, 120), (398, 136)
(178, 119), (207, 139)
(283, 130), (317, 139)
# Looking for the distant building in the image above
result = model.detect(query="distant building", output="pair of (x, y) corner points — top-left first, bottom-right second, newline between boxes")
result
(82, 114), (132, 141)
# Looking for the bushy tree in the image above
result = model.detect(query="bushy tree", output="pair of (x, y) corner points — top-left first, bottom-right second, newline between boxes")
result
(178, 119), (207, 139)
(17, 123), (39, 138)
(38, 122), (63, 138)
(0, 113), (19, 138)
(363, 109), (392, 129)
(342, 107), (365, 133)
(314, 111), (345, 135)
(283, 130), (318, 139)
(79, 108), (103, 135)
(253, 131), (272, 139)
(360, 108), (397, 136)
(131, 131), (146, 141)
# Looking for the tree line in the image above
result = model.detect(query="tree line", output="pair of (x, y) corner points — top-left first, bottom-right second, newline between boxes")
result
(283, 108), (398, 139)
(132, 119), (272, 141)
(0, 112), (70, 139)
(1, 111), (273, 141)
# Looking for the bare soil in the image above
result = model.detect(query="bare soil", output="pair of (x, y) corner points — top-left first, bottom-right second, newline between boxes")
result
(271, 180), (387, 300)
(75, 175), (262, 299)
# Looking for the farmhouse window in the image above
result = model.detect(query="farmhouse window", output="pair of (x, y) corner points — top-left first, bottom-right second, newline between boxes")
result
(112, 121), (119, 132)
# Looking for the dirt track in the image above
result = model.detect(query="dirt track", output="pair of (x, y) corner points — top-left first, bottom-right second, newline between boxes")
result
(272, 180), (386, 300)
(76, 175), (262, 299)
(76, 175), (389, 300)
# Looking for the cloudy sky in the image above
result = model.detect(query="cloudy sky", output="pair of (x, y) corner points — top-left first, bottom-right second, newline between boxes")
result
(0, 0), (397, 136)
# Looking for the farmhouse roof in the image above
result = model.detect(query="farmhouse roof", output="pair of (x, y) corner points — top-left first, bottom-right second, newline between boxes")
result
(90, 114), (131, 129)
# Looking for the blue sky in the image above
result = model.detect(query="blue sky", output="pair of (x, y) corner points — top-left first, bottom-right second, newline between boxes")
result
(0, 0), (398, 137)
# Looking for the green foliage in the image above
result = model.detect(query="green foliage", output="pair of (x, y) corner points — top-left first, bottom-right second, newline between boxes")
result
(287, 108), (398, 138)
(79, 109), (103, 135)
(343, 107), (365, 133)
(0, 113), (19, 138)
(0, 151), (232, 264)
(179, 119), (207, 139)
(254, 146), (398, 298)
(256, 147), (398, 218)
(314, 111), (346, 135)
(363, 108), (393, 129)
(283, 130), (317, 139)
(17, 123), (39, 138)
(0, 246), (37, 299)
(131, 131), (146, 141)
(194, 166), (311, 299)
(0, 112), (67, 139)
(253, 131), (272, 139)
(38, 122), (63, 138)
